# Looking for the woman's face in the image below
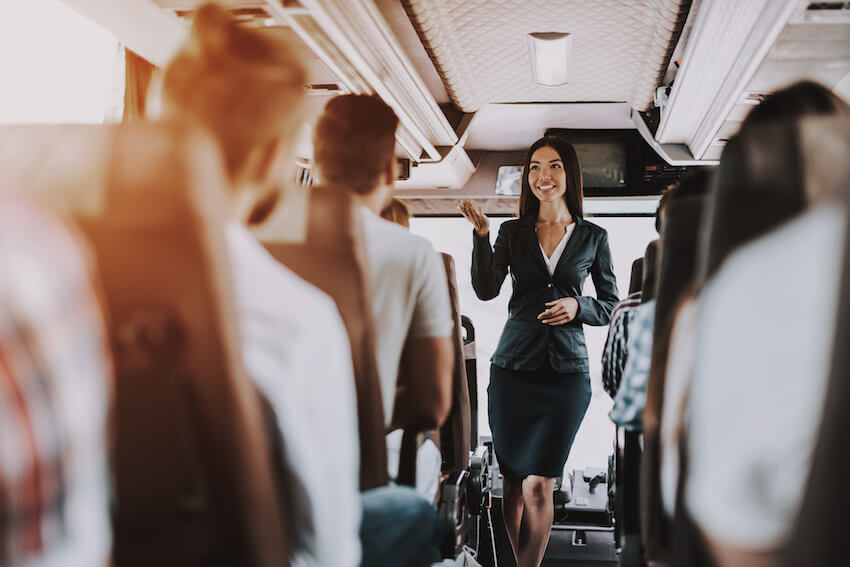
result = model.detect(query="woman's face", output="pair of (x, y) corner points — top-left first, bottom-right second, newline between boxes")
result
(528, 145), (567, 203)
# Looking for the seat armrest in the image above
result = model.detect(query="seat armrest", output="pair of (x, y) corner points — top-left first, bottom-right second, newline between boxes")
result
(437, 470), (469, 559)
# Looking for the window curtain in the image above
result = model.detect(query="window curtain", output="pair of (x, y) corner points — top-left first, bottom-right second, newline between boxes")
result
(123, 49), (156, 122)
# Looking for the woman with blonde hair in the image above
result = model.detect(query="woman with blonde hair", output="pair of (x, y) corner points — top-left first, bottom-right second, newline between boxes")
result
(380, 197), (411, 228)
(157, 4), (362, 566)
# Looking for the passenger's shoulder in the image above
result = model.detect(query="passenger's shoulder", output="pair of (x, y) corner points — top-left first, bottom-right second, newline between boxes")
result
(369, 214), (437, 254)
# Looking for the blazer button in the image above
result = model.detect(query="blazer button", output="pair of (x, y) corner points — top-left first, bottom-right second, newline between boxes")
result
(547, 283), (553, 288)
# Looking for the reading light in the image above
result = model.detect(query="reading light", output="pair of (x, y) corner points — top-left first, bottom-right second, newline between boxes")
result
(527, 32), (572, 86)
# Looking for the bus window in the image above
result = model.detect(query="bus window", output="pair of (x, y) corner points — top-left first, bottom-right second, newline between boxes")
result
(410, 210), (658, 471)
(0, 0), (119, 124)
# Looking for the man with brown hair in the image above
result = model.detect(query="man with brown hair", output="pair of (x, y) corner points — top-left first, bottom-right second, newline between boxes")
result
(314, 94), (453, 439)
(313, 94), (454, 566)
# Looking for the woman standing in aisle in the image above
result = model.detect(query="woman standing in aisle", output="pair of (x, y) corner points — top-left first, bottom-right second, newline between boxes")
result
(459, 135), (618, 566)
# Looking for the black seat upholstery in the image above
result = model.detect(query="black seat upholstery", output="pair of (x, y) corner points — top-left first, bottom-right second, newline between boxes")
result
(642, 177), (710, 561)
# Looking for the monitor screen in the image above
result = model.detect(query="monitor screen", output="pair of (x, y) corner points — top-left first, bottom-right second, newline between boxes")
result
(495, 141), (627, 195)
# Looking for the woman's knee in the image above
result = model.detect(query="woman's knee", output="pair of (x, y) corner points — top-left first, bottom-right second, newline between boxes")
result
(522, 476), (554, 508)
(502, 472), (524, 501)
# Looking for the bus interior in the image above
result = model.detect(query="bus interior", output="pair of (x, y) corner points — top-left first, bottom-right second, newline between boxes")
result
(1, 1), (849, 566)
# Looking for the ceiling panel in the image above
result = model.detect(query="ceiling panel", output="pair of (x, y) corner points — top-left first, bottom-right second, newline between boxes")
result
(401, 0), (691, 112)
(465, 103), (634, 150)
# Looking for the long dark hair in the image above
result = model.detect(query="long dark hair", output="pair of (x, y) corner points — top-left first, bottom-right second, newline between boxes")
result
(518, 136), (584, 220)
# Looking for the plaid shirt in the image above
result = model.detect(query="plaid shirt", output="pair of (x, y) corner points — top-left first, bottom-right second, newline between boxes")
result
(609, 300), (655, 431)
(0, 197), (112, 567)
(601, 292), (642, 398)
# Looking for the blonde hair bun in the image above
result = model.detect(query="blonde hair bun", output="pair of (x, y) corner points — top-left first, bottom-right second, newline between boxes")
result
(189, 3), (233, 60)
(160, 2), (307, 178)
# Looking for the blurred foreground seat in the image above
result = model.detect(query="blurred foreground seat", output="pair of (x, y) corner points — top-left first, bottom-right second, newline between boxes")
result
(0, 195), (112, 567)
(0, 123), (289, 567)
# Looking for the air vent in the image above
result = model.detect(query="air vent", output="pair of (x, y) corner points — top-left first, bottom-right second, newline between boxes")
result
(804, 2), (850, 22)
(806, 2), (849, 10)
(174, 7), (273, 25)
(305, 82), (346, 95)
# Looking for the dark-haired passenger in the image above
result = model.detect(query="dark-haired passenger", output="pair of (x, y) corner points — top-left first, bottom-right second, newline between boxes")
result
(609, 240), (658, 430)
(460, 136), (618, 567)
(313, 94), (453, 567)
(601, 257), (643, 399)
(680, 83), (850, 566)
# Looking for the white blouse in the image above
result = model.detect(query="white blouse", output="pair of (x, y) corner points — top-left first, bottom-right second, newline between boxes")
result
(539, 223), (575, 275)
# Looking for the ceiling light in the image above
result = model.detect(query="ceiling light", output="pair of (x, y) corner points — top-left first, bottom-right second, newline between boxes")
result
(528, 32), (572, 86)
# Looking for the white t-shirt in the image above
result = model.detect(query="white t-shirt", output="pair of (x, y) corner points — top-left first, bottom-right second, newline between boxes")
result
(385, 431), (442, 503)
(358, 208), (453, 423)
(686, 205), (846, 550)
(226, 224), (361, 567)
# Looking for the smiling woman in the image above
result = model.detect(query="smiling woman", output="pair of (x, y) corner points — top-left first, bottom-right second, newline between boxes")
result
(0, 0), (119, 124)
(459, 135), (619, 566)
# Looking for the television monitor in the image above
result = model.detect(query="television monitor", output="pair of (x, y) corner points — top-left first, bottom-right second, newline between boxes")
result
(495, 141), (627, 195)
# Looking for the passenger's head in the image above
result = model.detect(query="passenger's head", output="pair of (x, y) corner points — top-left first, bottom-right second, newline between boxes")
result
(519, 136), (584, 220)
(628, 257), (644, 295)
(743, 80), (850, 128)
(380, 197), (411, 228)
(641, 240), (660, 303)
(655, 183), (676, 233)
(313, 94), (399, 202)
(700, 82), (850, 281)
(655, 169), (711, 235)
(159, 3), (306, 189)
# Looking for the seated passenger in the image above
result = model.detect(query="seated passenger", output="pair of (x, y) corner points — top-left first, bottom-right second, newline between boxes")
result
(609, 241), (658, 430)
(636, 169), (711, 523)
(662, 82), (850, 531)
(608, 184), (673, 428)
(312, 94), (454, 566)
(156, 5), (360, 566)
(378, 197), (443, 502)
(601, 257), (643, 398)
(0, 197), (112, 567)
(678, 84), (850, 567)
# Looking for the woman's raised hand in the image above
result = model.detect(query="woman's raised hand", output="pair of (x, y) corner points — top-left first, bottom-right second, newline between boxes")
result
(458, 199), (490, 236)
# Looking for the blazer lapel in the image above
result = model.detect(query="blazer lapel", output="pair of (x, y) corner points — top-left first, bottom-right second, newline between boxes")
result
(521, 219), (550, 275)
(553, 218), (590, 276)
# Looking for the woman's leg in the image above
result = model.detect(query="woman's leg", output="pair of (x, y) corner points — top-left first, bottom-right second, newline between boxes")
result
(516, 475), (555, 567)
(501, 470), (525, 559)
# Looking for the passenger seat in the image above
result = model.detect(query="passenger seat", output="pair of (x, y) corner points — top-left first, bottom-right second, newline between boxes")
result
(0, 123), (290, 567)
(262, 184), (389, 491)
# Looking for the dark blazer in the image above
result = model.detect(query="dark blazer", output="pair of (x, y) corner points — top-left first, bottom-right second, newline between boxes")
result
(472, 216), (619, 373)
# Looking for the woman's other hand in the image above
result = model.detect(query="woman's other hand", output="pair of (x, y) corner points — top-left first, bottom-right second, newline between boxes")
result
(459, 199), (490, 236)
(538, 297), (580, 325)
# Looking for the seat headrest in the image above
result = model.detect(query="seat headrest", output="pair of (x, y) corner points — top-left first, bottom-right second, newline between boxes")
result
(628, 257), (644, 295)
(701, 116), (850, 281)
(656, 194), (707, 329)
(0, 122), (229, 228)
(641, 240), (660, 303)
(304, 185), (361, 249)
